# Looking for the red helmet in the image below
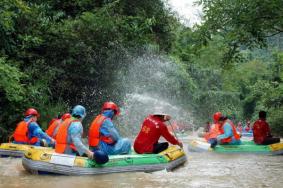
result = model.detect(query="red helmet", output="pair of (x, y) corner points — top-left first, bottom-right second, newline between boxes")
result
(25, 108), (40, 117)
(102, 102), (120, 115)
(61, 113), (71, 120)
(213, 112), (222, 123)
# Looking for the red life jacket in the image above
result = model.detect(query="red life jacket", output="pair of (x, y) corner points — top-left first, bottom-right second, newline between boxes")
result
(46, 119), (61, 139)
(219, 120), (241, 143)
(55, 118), (80, 153)
(13, 121), (38, 144)
(88, 114), (114, 147)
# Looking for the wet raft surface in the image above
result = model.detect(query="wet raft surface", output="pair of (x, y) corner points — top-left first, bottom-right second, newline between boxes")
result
(1, 144), (283, 188)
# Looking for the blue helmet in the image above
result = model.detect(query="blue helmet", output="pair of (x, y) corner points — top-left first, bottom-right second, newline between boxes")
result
(93, 150), (109, 164)
(72, 105), (86, 119)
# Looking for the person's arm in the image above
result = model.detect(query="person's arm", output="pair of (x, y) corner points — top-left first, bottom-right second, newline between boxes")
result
(100, 119), (120, 142)
(160, 123), (179, 145)
(217, 123), (233, 140)
(69, 122), (89, 156)
(30, 122), (54, 143)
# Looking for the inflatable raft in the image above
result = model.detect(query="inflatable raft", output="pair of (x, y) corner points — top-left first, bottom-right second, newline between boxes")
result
(241, 132), (253, 137)
(22, 146), (186, 175)
(188, 140), (283, 155)
(0, 143), (51, 157)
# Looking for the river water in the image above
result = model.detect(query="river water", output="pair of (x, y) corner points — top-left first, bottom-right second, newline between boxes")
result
(1, 139), (282, 188)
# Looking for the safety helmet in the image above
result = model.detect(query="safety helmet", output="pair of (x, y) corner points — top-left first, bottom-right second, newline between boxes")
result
(61, 113), (71, 121)
(93, 150), (109, 164)
(25, 108), (40, 118)
(213, 112), (222, 123)
(72, 105), (86, 119)
(102, 102), (120, 115)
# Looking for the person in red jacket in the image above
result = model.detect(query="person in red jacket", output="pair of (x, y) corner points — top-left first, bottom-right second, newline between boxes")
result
(134, 113), (183, 154)
(252, 111), (280, 145)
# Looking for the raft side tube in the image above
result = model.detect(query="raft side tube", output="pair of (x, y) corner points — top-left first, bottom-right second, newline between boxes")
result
(187, 140), (283, 155)
(22, 155), (187, 175)
(0, 143), (52, 158)
(22, 146), (187, 175)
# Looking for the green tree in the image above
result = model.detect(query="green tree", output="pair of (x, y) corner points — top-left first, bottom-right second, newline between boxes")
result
(198, 0), (283, 61)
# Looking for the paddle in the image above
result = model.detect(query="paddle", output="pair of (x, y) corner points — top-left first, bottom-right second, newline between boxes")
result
(168, 120), (183, 148)
(168, 120), (179, 141)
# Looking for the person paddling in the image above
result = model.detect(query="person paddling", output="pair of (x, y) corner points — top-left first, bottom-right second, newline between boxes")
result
(134, 113), (183, 154)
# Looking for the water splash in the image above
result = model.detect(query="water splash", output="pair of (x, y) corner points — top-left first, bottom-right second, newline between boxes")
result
(113, 51), (195, 136)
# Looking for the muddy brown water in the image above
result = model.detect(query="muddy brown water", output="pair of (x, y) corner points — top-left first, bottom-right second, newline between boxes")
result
(0, 141), (283, 188)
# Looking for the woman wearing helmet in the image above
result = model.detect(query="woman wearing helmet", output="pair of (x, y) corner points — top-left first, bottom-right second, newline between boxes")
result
(88, 102), (131, 155)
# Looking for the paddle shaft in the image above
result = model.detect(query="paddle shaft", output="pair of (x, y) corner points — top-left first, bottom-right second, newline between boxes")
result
(168, 120), (179, 142)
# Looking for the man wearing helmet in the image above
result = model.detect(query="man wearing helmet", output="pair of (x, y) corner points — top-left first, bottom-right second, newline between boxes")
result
(55, 105), (109, 164)
(133, 113), (183, 154)
(88, 102), (131, 155)
(13, 108), (55, 146)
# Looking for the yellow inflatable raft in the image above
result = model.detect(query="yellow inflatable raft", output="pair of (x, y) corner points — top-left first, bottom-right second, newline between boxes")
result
(0, 143), (51, 157)
(22, 146), (187, 175)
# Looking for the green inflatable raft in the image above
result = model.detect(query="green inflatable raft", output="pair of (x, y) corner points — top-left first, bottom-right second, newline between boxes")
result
(22, 146), (187, 175)
(188, 140), (283, 155)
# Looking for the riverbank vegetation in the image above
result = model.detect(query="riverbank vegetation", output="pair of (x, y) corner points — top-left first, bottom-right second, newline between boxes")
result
(1, 0), (282, 141)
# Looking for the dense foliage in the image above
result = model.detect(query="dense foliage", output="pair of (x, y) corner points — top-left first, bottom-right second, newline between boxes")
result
(0, 0), (282, 141)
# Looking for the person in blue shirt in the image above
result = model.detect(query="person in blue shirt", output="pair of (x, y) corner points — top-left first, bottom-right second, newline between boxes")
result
(88, 102), (131, 155)
(217, 116), (241, 145)
(55, 105), (108, 164)
(13, 108), (55, 146)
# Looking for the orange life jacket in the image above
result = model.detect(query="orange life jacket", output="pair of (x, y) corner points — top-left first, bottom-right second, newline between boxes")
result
(13, 121), (29, 143)
(13, 120), (39, 144)
(88, 114), (114, 147)
(46, 119), (61, 139)
(55, 118), (80, 153)
(204, 123), (220, 141)
(219, 119), (241, 143)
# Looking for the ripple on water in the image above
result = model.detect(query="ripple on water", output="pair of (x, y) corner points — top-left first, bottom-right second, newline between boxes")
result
(0, 151), (283, 188)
